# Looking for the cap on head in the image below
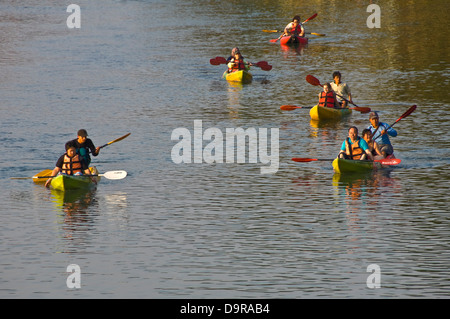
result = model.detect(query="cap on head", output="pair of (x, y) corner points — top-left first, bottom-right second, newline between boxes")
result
(77, 129), (88, 137)
(231, 47), (240, 56)
(369, 112), (379, 119)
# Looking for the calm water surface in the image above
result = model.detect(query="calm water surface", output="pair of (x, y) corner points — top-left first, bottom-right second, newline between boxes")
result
(0, 0), (449, 298)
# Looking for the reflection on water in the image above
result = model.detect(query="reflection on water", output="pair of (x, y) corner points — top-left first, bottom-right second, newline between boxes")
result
(280, 43), (307, 56)
(332, 170), (402, 255)
(50, 188), (98, 252)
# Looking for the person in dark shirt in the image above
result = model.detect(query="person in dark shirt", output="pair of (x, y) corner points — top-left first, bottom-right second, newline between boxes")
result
(45, 145), (95, 188)
(65, 129), (100, 166)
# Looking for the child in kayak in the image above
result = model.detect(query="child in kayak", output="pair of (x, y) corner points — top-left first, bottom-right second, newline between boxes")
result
(226, 47), (252, 73)
(318, 83), (340, 108)
(362, 128), (384, 160)
(45, 145), (96, 188)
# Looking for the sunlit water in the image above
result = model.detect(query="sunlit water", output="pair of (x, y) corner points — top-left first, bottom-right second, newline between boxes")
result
(0, 0), (449, 298)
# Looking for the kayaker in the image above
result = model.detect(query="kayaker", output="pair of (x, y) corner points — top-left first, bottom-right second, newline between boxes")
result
(329, 71), (352, 108)
(338, 126), (374, 161)
(226, 47), (251, 73)
(362, 128), (384, 160)
(65, 129), (100, 166)
(367, 112), (397, 158)
(45, 145), (96, 188)
(318, 83), (340, 108)
(283, 15), (305, 37)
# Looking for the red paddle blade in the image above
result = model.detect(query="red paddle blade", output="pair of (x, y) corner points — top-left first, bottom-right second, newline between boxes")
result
(306, 74), (321, 87)
(303, 13), (317, 23)
(210, 58), (220, 65)
(280, 105), (301, 111)
(215, 56), (227, 64)
(376, 158), (402, 165)
(269, 39), (278, 43)
(291, 158), (318, 162)
(351, 106), (371, 113)
(261, 64), (272, 71)
(255, 61), (268, 67)
(396, 105), (417, 122)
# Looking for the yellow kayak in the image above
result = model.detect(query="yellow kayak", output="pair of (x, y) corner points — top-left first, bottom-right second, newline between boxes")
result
(332, 155), (399, 174)
(309, 105), (352, 121)
(50, 167), (100, 191)
(33, 167), (100, 190)
(223, 69), (253, 84)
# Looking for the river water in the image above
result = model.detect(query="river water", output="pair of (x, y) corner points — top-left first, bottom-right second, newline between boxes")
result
(0, 0), (449, 299)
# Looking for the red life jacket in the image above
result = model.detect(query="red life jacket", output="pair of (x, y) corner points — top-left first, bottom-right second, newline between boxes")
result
(228, 58), (246, 72)
(319, 91), (335, 108)
(345, 138), (365, 160)
(61, 153), (83, 175)
(290, 23), (302, 35)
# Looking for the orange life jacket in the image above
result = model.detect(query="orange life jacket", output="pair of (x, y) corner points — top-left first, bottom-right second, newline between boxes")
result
(228, 58), (246, 72)
(319, 91), (335, 108)
(61, 153), (83, 175)
(345, 137), (364, 160)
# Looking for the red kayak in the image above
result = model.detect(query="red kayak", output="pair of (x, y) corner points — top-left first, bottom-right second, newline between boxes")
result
(280, 35), (308, 46)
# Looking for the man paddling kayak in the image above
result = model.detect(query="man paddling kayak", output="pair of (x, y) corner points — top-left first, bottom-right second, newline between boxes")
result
(367, 112), (397, 158)
(330, 71), (352, 108)
(45, 145), (97, 188)
(65, 129), (100, 166)
(338, 126), (374, 161)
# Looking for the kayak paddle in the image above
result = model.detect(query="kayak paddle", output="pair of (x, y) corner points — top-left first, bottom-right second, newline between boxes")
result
(291, 157), (402, 165)
(11, 170), (128, 180)
(263, 30), (326, 36)
(210, 57), (272, 71)
(98, 133), (131, 150)
(371, 105), (417, 141)
(280, 104), (371, 113)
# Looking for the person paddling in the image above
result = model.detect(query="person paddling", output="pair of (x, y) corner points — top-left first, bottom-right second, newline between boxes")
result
(45, 145), (96, 188)
(283, 15), (305, 38)
(226, 47), (252, 73)
(338, 126), (374, 161)
(330, 71), (352, 108)
(65, 129), (100, 167)
(367, 112), (397, 158)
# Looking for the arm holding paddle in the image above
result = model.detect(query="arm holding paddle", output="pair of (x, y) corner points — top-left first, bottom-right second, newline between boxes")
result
(270, 13), (317, 43)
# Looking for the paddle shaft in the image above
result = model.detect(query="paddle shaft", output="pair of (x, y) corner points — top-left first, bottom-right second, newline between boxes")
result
(292, 157), (401, 165)
(372, 105), (417, 141)
(11, 170), (127, 180)
(280, 104), (370, 113)
(98, 133), (130, 149)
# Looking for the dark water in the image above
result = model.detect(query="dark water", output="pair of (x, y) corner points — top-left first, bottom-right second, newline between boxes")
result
(0, 0), (449, 298)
